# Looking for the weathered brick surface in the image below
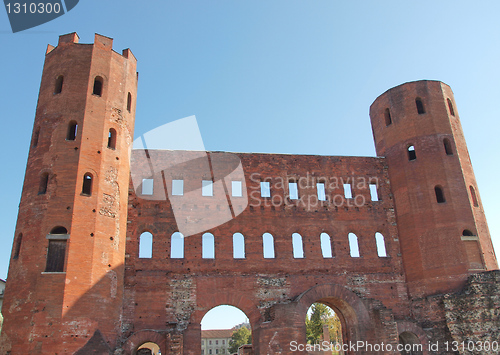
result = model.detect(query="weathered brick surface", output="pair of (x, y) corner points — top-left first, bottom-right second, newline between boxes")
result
(0, 34), (498, 355)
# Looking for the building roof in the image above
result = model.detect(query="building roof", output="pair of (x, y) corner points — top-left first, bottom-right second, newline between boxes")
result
(202, 329), (234, 339)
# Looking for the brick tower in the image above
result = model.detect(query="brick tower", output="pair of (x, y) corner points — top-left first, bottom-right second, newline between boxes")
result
(370, 80), (498, 298)
(0, 33), (137, 353)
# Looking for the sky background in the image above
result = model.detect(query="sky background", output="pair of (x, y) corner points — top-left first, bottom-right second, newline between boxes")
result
(1, 0), (500, 329)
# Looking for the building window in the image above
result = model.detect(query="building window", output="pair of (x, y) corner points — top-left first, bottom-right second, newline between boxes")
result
(288, 181), (298, 200)
(462, 229), (474, 236)
(45, 239), (67, 272)
(292, 233), (304, 258)
(203, 233), (215, 259)
(407, 145), (416, 161)
(375, 232), (387, 257)
(202, 180), (214, 196)
(232, 180), (243, 197)
(54, 75), (63, 94)
(263, 233), (275, 258)
(447, 98), (455, 116)
(369, 183), (379, 201)
(443, 138), (453, 155)
(415, 97), (425, 114)
(67, 121), (78, 141)
(233, 233), (245, 259)
(107, 128), (117, 149)
(38, 172), (49, 195)
(348, 233), (360, 257)
(172, 179), (184, 196)
(171, 232), (184, 258)
(13, 233), (22, 259)
(142, 178), (154, 195)
(82, 173), (93, 196)
(384, 108), (392, 126)
(139, 231), (153, 258)
(216, 340), (218, 345)
(127, 92), (132, 112)
(343, 183), (352, 199)
(260, 181), (271, 197)
(93, 76), (103, 96)
(435, 186), (446, 203)
(320, 232), (333, 258)
(317, 182), (326, 201)
(33, 127), (40, 147)
(469, 185), (479, 207)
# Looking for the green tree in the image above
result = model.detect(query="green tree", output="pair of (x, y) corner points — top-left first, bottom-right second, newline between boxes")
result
(228, 326), (251, 354)
(305, 303), (342, 345)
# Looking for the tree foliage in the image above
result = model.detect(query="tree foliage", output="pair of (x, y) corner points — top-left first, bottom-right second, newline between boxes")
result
(228, 326), (252, 354)
(305, 303), (342, 345)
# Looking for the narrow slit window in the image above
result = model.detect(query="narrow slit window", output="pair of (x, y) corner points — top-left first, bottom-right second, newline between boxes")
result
(67, 121), (78, 141)
(447, 98), (455, 116)
(375, 232), (387, 257)
(33, 127), (40, 147)
(260, 181), (271, 198)
(93, 76), (103, 96)
(384, 108), (392, 126)
(232, 180), (242, 197)
(348, 233), (360, 257)
(171, 232), (184, 258)
(435, 186), (446, 203)
(469, 185), (479, 207)
(320, 232), (333, 258)
(317, 182), (326, 201)
(262, 233), (275, 258)
(13, 233), (22, 259)
(202, 233), (215, 259)
(172, 179), (184, 196)
(343, 183), (352, 199)
(54, 75), (63, 94)
(139, 232), (153, 258)
(45, 240), (67, 272)
(369, 184), (379, 201)
(82, 173), (93, 196)
(416, 98), (425, 114)
(38, 172), (49, 195)
(127, 92), (132, 112)
(289, 181), (298, 200)
(292, 233), (304, 258)
(233, 233), (245, 259)
(202, 180), (213, 196)
(142, 178), (154, 195)
(107, 128), (117, 149)
(443, 138), (453, 156)
(407, 145), (416, 161)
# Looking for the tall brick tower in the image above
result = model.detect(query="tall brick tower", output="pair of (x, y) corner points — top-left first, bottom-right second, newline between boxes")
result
(0, 33), (137, 353)
(370, 80), (497, 298)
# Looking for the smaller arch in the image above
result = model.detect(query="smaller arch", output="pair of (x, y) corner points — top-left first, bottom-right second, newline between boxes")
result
(13, 233), (22, 259)
(384, 108), (392, 126)
(320, 232), (333, 258)
(33, 127), (40, 147)
(38, 172), (49, 195)
(348, 232), (360, 257)
(54, 75), (63, 94)
(443, 138), (453, 155)
(447, 98), (455, 116)
(407, 145), (416, 161)
(262, 233), (275, 258)
(462, 229), (474, 236)
(127, 92), (132, 112)
(202, 233), (215, 259)
(171, 232), (184, 258)
(139, 231), (153, 258)
(233, 233), (245, 259)
(82, 173), (93, 196)
(434, 185), (445, 203)
(93, 76), (103, 96)
(67, 121), (78, 141)
(137, 342), (161, 355)
(50, 226), (68, 234)
(415, 97), (425, 114)
(292, 233), (304, 258)
(375, 232), (387, 257)
(107, 128), (117, 149)
(469, 185), (479, 207)
(398, 331), (423, 355)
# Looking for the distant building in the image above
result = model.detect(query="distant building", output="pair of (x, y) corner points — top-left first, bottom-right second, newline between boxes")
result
(201, 329), (233, 355)
(0, 279), (5, 331)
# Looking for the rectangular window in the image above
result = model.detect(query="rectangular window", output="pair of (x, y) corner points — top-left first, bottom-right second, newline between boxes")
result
(369, 184), (379, 201)
(172, 179), (184, 196)
(232, 180), (242, 197)
(202, 180), (213, 196)
(260, 181), (271, 197)
(45, 240), (67, 272)
(343, 183), (352, 199)
(289, 182), (298, 199)
(142, 178), (154, 195)
(216, 340), (218, 345)
(317, 183), (326, 201)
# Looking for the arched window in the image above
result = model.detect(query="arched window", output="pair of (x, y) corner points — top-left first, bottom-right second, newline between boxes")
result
(139, 232), (153, 258)
(443, 138), (453, 155)
(447, 98), (455, 116)
(292, 233), (304, 258)
(171, 232), (184, 258)
(233, 233), (245, 259)
(348, 232), (360, 257)
(82, 173), (93, 196)
(407, 145), (416, 161)
(263, 233), (275, 258)
(435, 185), (445, 203)
(462, 229), (474, 236)
(202, 233), (215, 259)
(50, 226), (68, 234)
(67, 121), (78, 141)
(38, 172), (49, 195)
(415, 97), (425, 114)
(469, 185), (479, 207)
(375, 232), (387, 257)
(93, 76), (103, 96)
(45, 226), (68, 272)
(320, 232), (333, 258)
(127, 92), (132, 112)
(384, 108), (392, 126)
(33, 127), (40, 147)
(54, 75), (63, 94)
(13, 233), (22, 259)
(107, 128), (117, 149)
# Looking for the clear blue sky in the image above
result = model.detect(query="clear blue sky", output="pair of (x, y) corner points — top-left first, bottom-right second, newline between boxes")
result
(1, 1), (499, 328)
